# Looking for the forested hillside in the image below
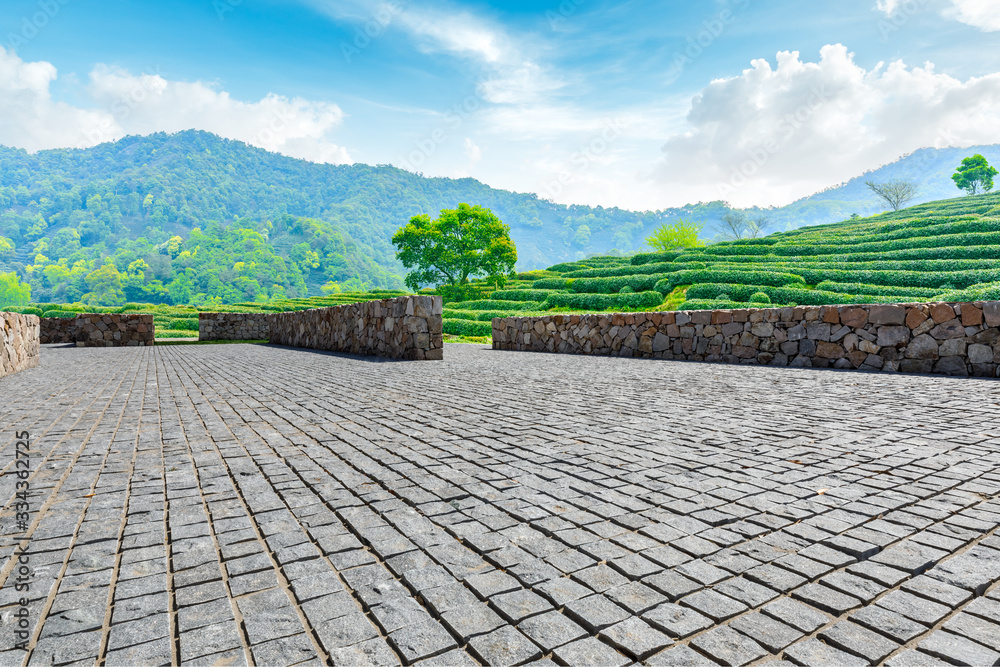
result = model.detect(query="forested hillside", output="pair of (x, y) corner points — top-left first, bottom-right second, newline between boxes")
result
(0, 131), (673, 305)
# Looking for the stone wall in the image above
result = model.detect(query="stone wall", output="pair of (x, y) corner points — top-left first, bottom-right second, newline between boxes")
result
(268, 295), (444, 360)
(493, 301), (1000, 378)
(199, 312), (270, 341)
(39, 316), (76, 344)
(40, 314), (155, 346)
(1, 312), (39, 378)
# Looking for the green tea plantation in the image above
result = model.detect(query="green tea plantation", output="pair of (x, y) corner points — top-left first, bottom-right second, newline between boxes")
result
(8, 192), (999, 341)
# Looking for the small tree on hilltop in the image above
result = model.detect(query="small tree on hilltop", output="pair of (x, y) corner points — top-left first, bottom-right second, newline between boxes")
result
(866, 179), (919, 211)
(953, 154), (999, 195)
(645, 219), (705, 252)
(392, 203), (517, 297)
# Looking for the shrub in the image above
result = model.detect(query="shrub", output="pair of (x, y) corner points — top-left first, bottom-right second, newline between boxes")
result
(571, 274), (669, 294)
(490, 289), (556, 302)
(532, 278), (573, 290)
(544, 291), (664, 310)
(749, 292), (771, 304)
(443, 318), (493, 337)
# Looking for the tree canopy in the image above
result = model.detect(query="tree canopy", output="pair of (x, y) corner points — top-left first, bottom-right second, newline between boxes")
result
(392, 204), (517, 291)
(645, 219), (704, 252)
(0, 271), (31, 308)
(952, 154), (998, 196)
(866, 179), (919, 211)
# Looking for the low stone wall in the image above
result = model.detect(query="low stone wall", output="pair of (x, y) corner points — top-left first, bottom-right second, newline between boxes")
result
(268, 295), (443, 360)
(493, 301), (1000, 378)
(40, 314), (155, 346)
(199, 312), (270, 341)
(1, 312), (40, 378)
(39, 316), (75, 344)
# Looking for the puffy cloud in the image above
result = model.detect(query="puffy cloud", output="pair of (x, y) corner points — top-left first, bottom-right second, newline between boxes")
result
(0, 47), (113, 152)
(0, 48), (350, 163)
(654, 44), (1000, 206)
(945, 0), (1000, 31)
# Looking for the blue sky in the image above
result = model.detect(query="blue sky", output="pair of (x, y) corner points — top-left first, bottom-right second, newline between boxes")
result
(2, 0), (1000, 210)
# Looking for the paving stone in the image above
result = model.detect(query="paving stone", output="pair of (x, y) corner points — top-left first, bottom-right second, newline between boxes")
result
(819, 620), (900, 663)
(884, 648), (953, 667)
(645, 644), (717, 666)
(412, 648), (476, 666)
(876, 589), (951, 625)
(604, 581), (667, 614)
(643, 570), (703, 601)
(679, 589), (748, 622)
(388, 618), (460, 664)
(370, 596), (433, 634)
(535, 577), (593, 606)
(942, 611), (1000, 652)
(104, 636), (173, 666)
(902, 573), (973, 607)
(643, 602), (714, 638)
(599, 616), (673, 660)
(782, 637), (870, 666)
(819, 571), (887, 602)
(179, 621), (244, 662)
(563, 594), (631, 632)
(791, 582), (863, 615)
(918, 629), (1000, 666)
(551, 637), (631, 667)
(467, 626), (542, 666)
(573, 564), (630, 593)
(250, 633), (318, 666)
(690, 626), (767, 667)
(850, 605), (927, 643)
(13, 342), (1000, 667)
(761, 597), (829, 633)
(713, 576), (779, 607)
(490, 588), (553, 623)
(730, 612), (803, 652)
(517, 610), (588, 650)
(441, 602), (505, 641)
(871, 540), (949, 574)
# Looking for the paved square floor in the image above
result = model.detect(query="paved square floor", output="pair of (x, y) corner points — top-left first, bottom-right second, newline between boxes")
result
(2, 343), (1000, 666)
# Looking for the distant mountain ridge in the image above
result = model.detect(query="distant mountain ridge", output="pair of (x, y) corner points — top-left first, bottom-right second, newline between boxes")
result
(0, 131), (996, 305)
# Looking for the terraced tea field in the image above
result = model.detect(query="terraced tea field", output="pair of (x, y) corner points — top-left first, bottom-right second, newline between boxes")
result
(12, 192), (999, 341)
(441, 191), (1000, 337)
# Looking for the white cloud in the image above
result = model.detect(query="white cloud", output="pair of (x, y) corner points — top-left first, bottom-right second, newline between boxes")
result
(0, 47), (113, 152)
(654, 44), (1000, 207)
(462, 137), (481, 164)
(944, 0), (1000, 31)
(0, 48), (350, 163)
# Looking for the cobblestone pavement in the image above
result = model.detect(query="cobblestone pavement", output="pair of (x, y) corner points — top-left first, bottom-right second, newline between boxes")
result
(2, 343), (1000, 666)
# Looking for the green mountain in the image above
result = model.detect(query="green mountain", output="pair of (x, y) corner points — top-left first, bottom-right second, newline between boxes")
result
(763, 144), (1000, 231)
(0, 130), (674, 305)
(0, 129), (996, 307)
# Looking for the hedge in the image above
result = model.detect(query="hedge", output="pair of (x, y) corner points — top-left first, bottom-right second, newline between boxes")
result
(544, 291), (664, 310)
(443, 319), (493, 337)
(562, 262), (680, 279)
(655, 270), (806, 293)
(532, 278), (573, 290)
(815, 281), (941, 298)
(570, 274), (669, 294)
(630, 251), (685, 266)
(489, 289), (558, 302)
(448, 299), (545, 311)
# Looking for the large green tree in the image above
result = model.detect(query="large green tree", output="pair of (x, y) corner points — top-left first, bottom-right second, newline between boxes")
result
(392, 203), (517, 291)
(0, 272), (31, 308)
(952, 154), (998, 195)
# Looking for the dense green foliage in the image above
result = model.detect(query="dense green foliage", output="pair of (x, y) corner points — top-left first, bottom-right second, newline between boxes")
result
(953, 154), (998, 196)
(392, 204), (517, 291)
(0, 271), (30, 308)
(0, 130), (683, 297)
